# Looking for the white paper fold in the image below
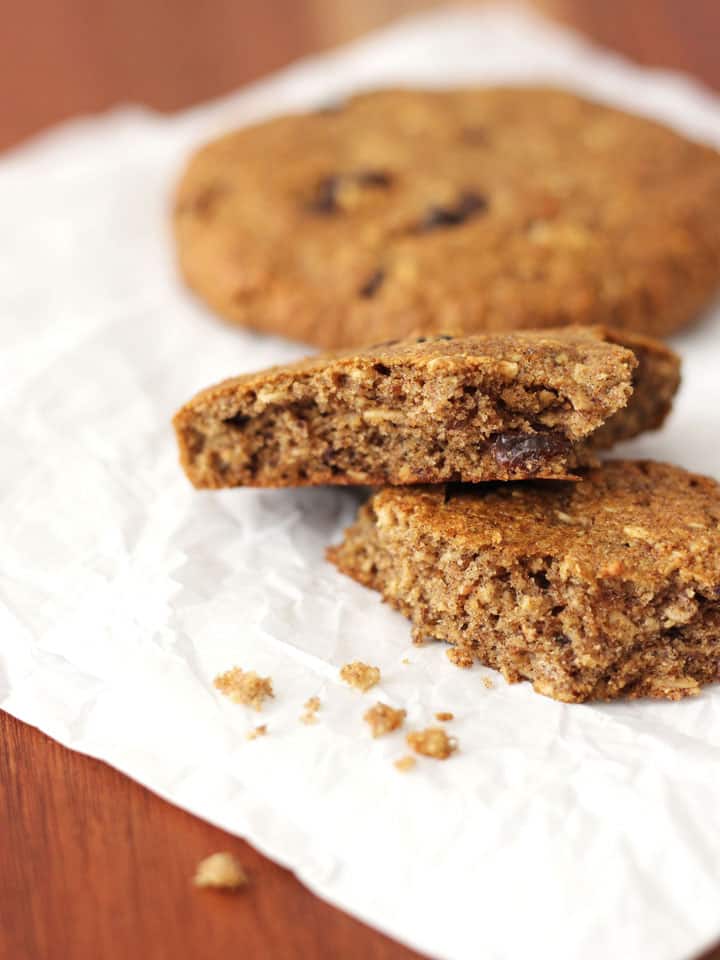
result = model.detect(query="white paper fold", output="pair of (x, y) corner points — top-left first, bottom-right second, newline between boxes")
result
(1, 8), (719, 960)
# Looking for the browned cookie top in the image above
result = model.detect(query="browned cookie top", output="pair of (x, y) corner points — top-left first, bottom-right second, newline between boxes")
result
(175, 87), (720, 348)
(371, 461), (720, 594)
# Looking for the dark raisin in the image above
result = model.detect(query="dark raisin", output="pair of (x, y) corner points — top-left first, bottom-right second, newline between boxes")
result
(224, 412), (250, 430)
(416, 336), (428, 343)
(359, 269), (385, 298)
(356, 169), (393, 188)
(308, 170), (392, 215)
(308, 176), (341, 214)
(373, 362), (391, 376)
(419, 191), (488, 231)
(530, 570), (550, 590)
(490, 431), (571, 472)
(554, 635), (571, 646)
(435, 334), (454, 341)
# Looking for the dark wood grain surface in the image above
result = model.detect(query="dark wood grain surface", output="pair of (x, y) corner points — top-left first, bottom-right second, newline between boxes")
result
(2, 2), (720, 959)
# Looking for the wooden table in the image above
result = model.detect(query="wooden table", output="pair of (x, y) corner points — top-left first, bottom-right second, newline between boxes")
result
(2, 3), (720, 958)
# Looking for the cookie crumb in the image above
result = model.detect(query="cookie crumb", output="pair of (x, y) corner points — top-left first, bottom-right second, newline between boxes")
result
(407, 727), (458, 760)
(482, 676), (495, 689)
(300, 696), (321, 724)
(435, 711), (454, 722)
(401, 658), (411, 665)
(214, 667), (274, 711)
(340, 661), (380, 692)
(246, 724), (267, 740)
(364, 702), (406, 737)
(194, 853), (248, 891)
(394, 755), (417, 773)
(446, 647), (474, 669)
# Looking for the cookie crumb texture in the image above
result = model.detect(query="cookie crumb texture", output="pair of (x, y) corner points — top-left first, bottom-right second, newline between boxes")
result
(340, 661), (381, 692)
(435, 711), (454, 722)
(175, 87), (720, 349)
(328, 461), (720, 703)
(214, 667), (274, 710)
(300, 696), (321, 724)
(194, 853), (248, 890)
(173, 326), (678, 489)
(246, 724), (267, 740)
(394, 755), (417, 773)
(407, 727), (458, 760)
(364, 701), (406, 737)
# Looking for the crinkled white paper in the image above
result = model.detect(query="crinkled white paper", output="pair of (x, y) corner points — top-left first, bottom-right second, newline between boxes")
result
(2, 8), (720, 960)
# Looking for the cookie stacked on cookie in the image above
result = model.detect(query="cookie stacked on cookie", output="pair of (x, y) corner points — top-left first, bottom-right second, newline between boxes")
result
(173, 88), (720, 702)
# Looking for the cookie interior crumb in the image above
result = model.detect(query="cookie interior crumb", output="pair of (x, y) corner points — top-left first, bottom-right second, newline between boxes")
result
(435, 711), (454, 722)
(407, 727), (458, 760)
(300, 696), (321, 724)
(446, 647), (474, 669)
(214, 666), (274, 710)
(482, 677), (495, 690)
(394, 755), (417, 773)
(194, 852), (248, 890)
(246, 724), (268, 740)
(340, 660), (381, 692)
(363, 701), (406, 737)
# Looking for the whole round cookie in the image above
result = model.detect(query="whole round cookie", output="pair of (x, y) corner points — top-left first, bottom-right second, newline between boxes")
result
(174, 87), (720, 349)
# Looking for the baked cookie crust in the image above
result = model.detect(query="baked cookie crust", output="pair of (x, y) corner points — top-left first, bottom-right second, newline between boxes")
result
(328, 462), (720, 703)
(173, 326), (678, 489)
(175, 87), (720, 348)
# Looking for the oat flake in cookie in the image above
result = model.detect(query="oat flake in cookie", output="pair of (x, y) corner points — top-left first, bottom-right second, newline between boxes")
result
(173, 326), (678, 489)
(174, 87), (720, 349)
(328, 462), (720, 703)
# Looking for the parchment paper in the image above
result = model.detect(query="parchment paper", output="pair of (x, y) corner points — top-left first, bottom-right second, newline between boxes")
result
(1, 8), (719, 959)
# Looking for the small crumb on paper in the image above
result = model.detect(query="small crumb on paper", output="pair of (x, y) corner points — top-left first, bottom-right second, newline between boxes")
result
(246, 725), (267, 741)
(214, 667), (274, 710)
(364, 702), (406, 737)
(435, 711), (454, 722)
(194, 852), (248, 891)
(482, 676), (495, 690)
(407, 727), (458, 760)
(340, 661), (380, 692)
(446, 647), (474, 669)
(300, 696), (321, 724)
(394, 756), (416, 773)
(401, 657), (411, 665)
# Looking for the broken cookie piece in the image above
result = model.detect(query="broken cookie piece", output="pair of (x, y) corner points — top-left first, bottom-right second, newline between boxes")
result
(300, 696), (321, 724)
(214, 667), (274, 710)
(173, 327), (678, 489)
(407, 727), (458, 759)
(340, 661), (381, 692)
(194, 852), (248, 891)
(328, 461), (720, 703)
(364, 702), (406, 737)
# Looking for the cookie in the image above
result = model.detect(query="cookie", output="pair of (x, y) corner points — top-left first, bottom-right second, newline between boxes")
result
(173, 326), (679, 489)
(174, 87), (720, 349)
(327, 461), (720, 703)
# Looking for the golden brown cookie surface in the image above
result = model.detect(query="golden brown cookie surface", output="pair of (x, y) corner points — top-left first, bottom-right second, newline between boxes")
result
(328, 461), (720, 703)
(175, 87), (720, 347)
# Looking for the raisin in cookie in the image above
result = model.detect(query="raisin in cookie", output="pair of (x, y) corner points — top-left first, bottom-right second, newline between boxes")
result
(328, 461), (720, 703)
(175, 87), (720, 348)
(173, 326), (679, 489)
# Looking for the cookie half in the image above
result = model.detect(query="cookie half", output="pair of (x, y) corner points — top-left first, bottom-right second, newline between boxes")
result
(175, 87), (720, 348)
(328, 461), (720, 703)
(173, 327), (679, 489)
